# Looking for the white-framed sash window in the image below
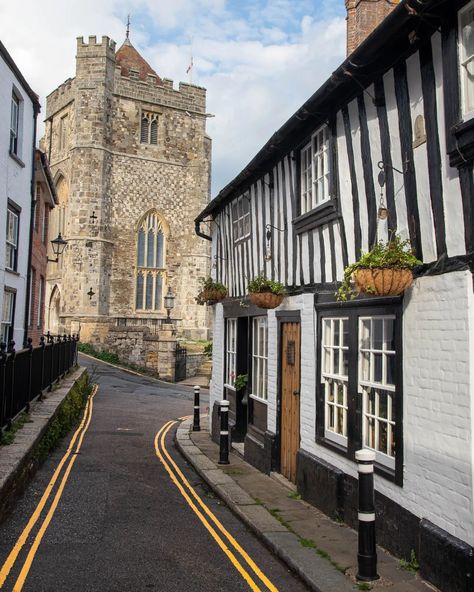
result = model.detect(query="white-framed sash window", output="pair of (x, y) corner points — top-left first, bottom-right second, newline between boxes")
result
(300, 124), (330, 214)
(251, 316), (268, 401)
(460, 1), (474, 118)
(225, 318), (237, 388)
(1, 290), (15, 344)
(321, 317), (349, 447)
(10, 92), (20, 155)
(359, 316), (396, 470)
(232, 194), (250, 242)
(6, 206), (19, 272)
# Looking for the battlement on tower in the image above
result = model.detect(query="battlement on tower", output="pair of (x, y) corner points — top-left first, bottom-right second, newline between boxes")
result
(76, 36), (116, 57)
(45, 77), (75, 120)
(114, 68), (207, 113)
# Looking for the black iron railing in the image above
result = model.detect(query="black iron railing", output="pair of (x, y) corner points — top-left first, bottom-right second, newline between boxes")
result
(0, 333), (79, 432)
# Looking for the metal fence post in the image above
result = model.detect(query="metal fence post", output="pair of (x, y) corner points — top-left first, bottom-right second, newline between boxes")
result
(48, 332), (54, 391)
(7, 341), (16, 428)
(356, 449), (379, 582)
(218, 400), (230, 465)
(26, 338), (33, 412)
(193, 386), (201, 432)
(39, 336), (45, 401)
(0, 343), (6, 430)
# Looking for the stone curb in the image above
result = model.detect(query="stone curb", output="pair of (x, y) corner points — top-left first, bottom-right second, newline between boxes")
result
(0, 367), (87, 523)
(175, 418), (355, 592)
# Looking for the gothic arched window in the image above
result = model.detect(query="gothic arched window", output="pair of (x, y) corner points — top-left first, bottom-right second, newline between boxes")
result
(140, 112), (158, 145)
(135, 211), (167, 311)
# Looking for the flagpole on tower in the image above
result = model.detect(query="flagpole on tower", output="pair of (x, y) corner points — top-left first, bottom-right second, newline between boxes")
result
(186, 37), (194, 84)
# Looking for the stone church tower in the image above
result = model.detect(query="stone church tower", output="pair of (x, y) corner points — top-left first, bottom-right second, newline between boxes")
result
(42, 35), (211, 351)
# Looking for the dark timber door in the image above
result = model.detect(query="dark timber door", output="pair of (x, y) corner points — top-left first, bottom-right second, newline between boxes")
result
(280, 322), (301, 483)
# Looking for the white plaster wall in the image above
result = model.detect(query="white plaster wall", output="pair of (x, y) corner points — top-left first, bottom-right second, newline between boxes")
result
(209, 303), (224, 431)
(299, 272), (474, 546)
(0, 53), (35, 347)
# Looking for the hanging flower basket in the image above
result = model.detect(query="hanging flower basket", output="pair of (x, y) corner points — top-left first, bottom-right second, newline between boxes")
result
(195, 278), (227, 305)
(249, 291), (284, 309)
(336, 235), (421, 301)
(247, 275), (285, 309)
(197, 288), (227, 305)
(353, 268), (414, 297)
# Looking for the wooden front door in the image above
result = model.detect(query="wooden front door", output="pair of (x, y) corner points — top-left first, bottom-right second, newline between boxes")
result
(280, 322), (301, 483)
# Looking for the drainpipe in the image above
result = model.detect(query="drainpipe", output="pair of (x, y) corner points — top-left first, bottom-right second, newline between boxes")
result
(194, 219), (212, 241)
(23, 103), (40, 347)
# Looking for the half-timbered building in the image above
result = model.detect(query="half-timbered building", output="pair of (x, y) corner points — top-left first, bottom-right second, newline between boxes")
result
(195, 1), (474, 590)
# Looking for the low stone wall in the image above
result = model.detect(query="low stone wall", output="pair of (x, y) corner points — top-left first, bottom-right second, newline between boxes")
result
(105, 326), (178, 381)
(186, 352), (207, 378)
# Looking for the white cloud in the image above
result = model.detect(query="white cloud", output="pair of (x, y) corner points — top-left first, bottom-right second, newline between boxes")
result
(0, 0), (346, 194)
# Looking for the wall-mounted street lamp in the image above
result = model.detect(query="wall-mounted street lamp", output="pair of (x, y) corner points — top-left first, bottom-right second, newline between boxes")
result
(264, 223), (287, 262)
(164, 286), (175, 324)
(47, 233), (68, 263)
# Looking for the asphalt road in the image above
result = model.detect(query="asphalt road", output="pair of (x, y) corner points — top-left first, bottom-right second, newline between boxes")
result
(0, 356), (309, 592)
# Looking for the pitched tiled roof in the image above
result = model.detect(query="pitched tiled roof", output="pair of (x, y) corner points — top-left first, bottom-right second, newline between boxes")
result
(116, 39), (161, 83)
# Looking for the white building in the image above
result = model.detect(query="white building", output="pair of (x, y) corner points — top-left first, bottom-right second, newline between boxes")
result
(196, 1), (474, 591)
(0, 41), (40, 347)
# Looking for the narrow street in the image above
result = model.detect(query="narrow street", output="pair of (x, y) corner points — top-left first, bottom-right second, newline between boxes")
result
(0, 358), (309, 592)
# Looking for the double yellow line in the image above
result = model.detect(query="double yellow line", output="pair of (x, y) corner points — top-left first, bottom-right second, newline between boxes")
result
(154, 421), (279, 592)
(0, 384), (98, 591)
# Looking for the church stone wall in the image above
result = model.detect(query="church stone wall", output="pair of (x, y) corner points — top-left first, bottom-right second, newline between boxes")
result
(42, 35), (211, 364)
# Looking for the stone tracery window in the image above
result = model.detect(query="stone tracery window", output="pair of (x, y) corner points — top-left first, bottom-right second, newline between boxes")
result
(140, 111), (158, 145)
(135, 211), (167, 311)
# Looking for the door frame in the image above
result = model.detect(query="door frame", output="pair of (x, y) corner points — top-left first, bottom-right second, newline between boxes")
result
(275, 310), (301, 474)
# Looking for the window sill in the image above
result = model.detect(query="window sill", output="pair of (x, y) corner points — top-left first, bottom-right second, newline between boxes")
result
(5, 269), (20, 276)
(293, 200), (338, 234)
(9, 151), (25, 168)
(249, 394), (268, 405)
(448, 116), (474, 167)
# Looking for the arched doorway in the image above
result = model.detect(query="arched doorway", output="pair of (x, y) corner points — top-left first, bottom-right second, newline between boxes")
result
(48, 285), (61, 335)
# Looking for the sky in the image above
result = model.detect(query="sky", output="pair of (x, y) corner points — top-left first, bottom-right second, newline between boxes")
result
(0, 0), (346, 195)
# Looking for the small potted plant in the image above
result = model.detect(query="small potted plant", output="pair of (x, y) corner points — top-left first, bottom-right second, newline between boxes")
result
(195, 277), (227, 305)
(337, 234), (421, 301)
(247, 275), (285, 309)
(234, 373), (248, 405)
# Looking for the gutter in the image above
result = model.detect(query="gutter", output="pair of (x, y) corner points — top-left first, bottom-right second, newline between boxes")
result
(194, 220), (212, 241)
(23, 104), (40, 346)
(195, 0), (445, 224)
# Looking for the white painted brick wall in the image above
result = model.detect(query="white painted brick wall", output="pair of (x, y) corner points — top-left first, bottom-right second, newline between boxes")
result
(300, 272), (474, 546)
(209, 304), (224, 432)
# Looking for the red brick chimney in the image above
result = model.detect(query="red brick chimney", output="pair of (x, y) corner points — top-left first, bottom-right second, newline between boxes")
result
(345, 0), (399, 55)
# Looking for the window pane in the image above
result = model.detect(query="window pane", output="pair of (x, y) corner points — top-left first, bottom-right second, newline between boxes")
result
(379, 390), (388, 419)
(384, 318), (395, 351)
(374, 354), (383, 382)
(137, 229), (145, 266)
(136, 273), (144, 308)
(140, 116), (149, 143)
(361, 351), (370, 381)
(360, 319), (370, 349)
(386, 354), (396, 386)
(154, 274), (163, 310)
(156, 231), (164, 268)
(150, 119), (158, 144)
(333, 320), (340, 346)
(373, 319), (383, 350)
(145, 273), (153, 309)
(379, 421), (388, 455)
(147, 230), (155, 267)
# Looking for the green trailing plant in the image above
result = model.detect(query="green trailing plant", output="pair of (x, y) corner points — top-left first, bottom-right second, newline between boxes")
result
(247, 275), (285, 295)
(336, 234), (421, 301)
(195, 277), (227, 305)
(399, 549), (419, 573)
(78, 343), (120, 364)
(203, 340), (213, 358)
(233, 374), (248, 391)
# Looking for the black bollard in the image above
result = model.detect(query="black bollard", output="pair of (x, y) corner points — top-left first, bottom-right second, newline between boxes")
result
(218, 400), (230, 465)
(356, 449), (379, 581)
(192, 385), (201, 432)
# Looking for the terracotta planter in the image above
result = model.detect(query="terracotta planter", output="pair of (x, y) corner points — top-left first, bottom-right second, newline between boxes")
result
(353, 268), (413, 297)
(199, 288), (227, 304)
(249, 291), (284, 309)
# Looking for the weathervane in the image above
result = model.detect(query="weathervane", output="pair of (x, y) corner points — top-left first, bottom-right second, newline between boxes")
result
(126, 14), (131, 40)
